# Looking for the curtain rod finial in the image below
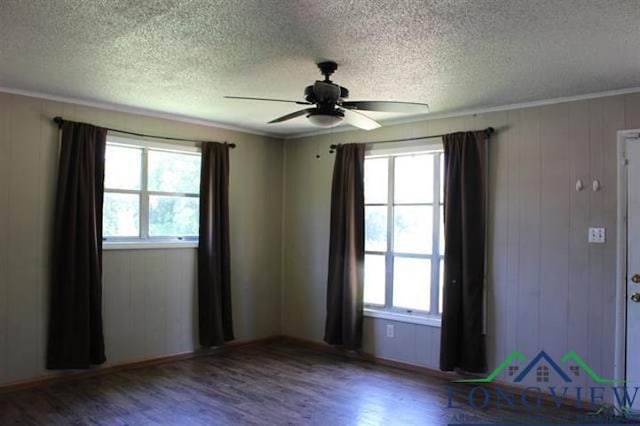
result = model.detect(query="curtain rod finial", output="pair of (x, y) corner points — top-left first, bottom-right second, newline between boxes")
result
(486, 127), (495, 135)
(53, 116), (64, 129)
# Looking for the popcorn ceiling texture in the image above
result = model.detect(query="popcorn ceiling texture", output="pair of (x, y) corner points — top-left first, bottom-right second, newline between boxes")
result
(0, 0), (639, 136)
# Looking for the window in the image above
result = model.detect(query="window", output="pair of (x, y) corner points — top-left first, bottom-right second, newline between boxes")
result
(363, 142), (444, 321)
(103, 136), (201, 245)
(536, 365), (550, 383)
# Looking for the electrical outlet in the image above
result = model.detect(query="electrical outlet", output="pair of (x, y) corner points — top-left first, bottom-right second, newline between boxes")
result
(386, 324), (394, 338)
(588, 227), (606, 243)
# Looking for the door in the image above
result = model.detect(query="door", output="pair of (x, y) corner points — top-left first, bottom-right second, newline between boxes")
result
(626, 135), (640, 411)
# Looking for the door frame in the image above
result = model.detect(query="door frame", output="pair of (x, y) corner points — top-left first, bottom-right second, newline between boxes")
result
(614, 128), (640, 406)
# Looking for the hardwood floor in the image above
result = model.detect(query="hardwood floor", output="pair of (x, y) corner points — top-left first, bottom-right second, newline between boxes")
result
(0, 340), (634, 425)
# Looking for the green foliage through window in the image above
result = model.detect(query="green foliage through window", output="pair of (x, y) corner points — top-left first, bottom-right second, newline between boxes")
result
(103, 140), (200, 241)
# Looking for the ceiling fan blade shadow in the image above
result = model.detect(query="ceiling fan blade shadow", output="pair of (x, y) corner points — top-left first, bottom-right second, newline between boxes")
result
(341, 108), (381, 131)
(268, 108), (314, 124)
(341, 101), (429, 113)
(225, 96), (311, 105)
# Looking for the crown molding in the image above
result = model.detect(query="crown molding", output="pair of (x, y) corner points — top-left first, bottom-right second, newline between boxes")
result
(285, 86), (640, 140)
(0, 86), (281, 138)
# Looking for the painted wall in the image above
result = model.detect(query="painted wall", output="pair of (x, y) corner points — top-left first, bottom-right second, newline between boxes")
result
(282, 93), (640, 384)
(0, 92), (284, 385)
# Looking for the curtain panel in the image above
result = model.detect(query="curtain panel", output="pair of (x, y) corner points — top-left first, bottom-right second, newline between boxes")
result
(198, 142), (234, 346)
(324, 143), (366, 349)
(439, 130), (489, 373)
(47, 121), (107, 369)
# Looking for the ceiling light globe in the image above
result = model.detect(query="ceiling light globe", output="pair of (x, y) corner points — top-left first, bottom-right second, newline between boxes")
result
(307, 111), (344, 128)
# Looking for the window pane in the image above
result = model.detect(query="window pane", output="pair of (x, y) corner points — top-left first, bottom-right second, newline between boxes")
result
(394, 154), (433, 203)
(393, 257), (430, 311)
(149, 196), (199, 236)
(105, 145), (141, 190)
(439, 204), (445, 254)
(364, 254), (386, 305)
(439, 258), (444, 314)
(394, 206), (433, 254)
(103, 193), (139, 237)
(440, 153), (444, 203)
(148, 150), (201, 194)
(365, 206), (387, 251)
(365, 158), (388, 204)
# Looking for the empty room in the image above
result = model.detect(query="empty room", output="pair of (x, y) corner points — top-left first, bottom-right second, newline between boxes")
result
(2, 1), (640, 425)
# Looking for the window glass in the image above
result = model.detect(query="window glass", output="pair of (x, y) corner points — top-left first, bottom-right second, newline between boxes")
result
(393, 206), (433, 254)
(104, 145), (141, 190)
(439, 258), (444, 314)
(364, 158), (388, 204)
(394, 154), (433, 203)
(149, 195), (199, 237)
(393, 257), (431, 311)
(440, 154), (445, 203)
(103, 193), (139, 237)
(439, 204), (445, 254)
(364, 254), (386, 305)
(103, 141), (200, 242)
(148, 150), (201, 193)
(365, 206), (387, 251)
(363, 147), (443, 317)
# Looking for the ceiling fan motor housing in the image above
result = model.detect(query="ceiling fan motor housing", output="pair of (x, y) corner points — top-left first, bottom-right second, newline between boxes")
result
(304, 82), (349, 105)
(225, 59), (427, 130)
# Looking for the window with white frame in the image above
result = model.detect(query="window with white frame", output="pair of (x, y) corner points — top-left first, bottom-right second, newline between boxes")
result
(363, 142), (444, 318)
(103, 136), (201, 244)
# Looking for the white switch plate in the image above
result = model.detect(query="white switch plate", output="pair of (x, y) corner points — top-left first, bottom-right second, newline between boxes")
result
(588, 227), (606, 243)
(386, 324), (394, 338)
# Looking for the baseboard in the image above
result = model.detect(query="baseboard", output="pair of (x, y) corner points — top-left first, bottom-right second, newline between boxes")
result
(0, 334), (592, 411)
(278, 335), (583, 409)
(279, 335), (453, 376)
(0, 335), (281, 394)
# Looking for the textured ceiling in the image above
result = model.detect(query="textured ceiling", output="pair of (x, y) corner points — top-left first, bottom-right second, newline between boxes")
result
(1, 0), (639, 137)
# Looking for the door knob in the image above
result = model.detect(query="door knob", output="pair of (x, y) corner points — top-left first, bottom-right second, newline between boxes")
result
(632, 274), (640, 283)
(631, 293), (640, 303)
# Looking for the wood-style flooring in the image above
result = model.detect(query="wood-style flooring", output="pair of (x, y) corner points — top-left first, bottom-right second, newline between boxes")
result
(0, 340), (634, 425)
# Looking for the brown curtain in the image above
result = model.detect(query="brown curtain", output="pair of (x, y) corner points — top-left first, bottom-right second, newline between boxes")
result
(439, 130), (489, 373)
(324, 143), (366, 349)
(198, 142), (234, 346)
(47, 121), (107, 369)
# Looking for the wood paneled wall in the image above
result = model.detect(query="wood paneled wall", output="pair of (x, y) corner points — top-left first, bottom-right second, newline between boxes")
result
(2, 90), (640, 386)
(282, 94), (640, 378)
(0, 92), (284, 385)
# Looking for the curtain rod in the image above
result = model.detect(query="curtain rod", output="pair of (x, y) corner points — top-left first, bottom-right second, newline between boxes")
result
(52, 117), (236, 148)
(328, 127), (494, 153)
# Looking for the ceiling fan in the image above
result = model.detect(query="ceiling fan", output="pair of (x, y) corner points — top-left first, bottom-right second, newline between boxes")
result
(225, 61), (429, 131)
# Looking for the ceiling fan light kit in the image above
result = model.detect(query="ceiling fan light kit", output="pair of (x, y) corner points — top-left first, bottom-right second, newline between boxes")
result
(225, 61), (429, 131)
(307, 109), (344, 127)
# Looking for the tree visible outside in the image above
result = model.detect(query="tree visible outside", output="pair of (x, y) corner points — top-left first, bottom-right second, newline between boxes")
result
(103, 145), (201, 238)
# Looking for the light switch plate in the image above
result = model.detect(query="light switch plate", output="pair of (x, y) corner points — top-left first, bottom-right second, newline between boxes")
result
(588, 227), (606, 243)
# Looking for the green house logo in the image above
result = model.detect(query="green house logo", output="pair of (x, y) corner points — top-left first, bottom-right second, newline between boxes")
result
(455, 350), (625, 384)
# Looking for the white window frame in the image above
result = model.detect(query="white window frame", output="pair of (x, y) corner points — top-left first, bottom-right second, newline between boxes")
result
(364, 138), (443, 327)
(103, 135), (200, 250)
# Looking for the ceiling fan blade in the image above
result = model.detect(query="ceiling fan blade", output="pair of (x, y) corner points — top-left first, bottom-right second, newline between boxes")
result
(341, 108), (381, 131)
(341, 100), (429, 113)
(268, 108), (314, 124)
(225, 96), (311, 105)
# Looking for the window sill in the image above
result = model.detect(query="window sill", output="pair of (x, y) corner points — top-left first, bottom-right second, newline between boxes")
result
(363, 308), (442, 327)
(103, 241), (198, 250)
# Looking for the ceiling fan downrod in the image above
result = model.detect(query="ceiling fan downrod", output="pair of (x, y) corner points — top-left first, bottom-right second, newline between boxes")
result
(317, 61), (338, 82)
